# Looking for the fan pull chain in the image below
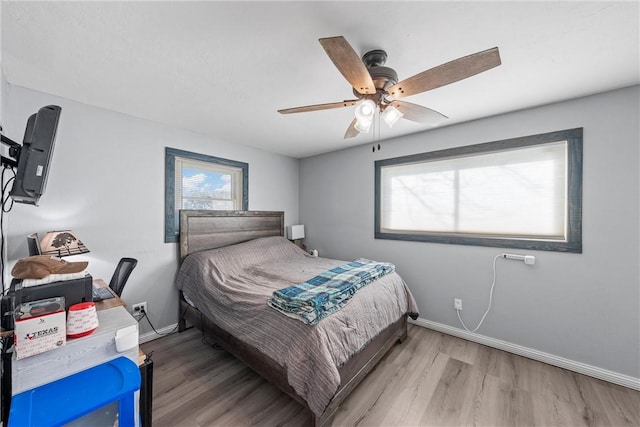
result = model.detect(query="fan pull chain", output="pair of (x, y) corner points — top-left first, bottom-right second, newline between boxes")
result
(372, 112), (381, 152)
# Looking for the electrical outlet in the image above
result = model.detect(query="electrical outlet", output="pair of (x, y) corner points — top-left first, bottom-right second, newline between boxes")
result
(132, 302), (147, 315)
(454, 298), (462, 311)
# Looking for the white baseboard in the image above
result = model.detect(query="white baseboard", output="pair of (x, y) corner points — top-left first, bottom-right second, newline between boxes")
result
(410, 317), (640, 391)
(138, 322), (179, 344)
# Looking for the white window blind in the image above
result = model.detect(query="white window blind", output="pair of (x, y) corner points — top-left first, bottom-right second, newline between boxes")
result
(380, 141), (568, 241)
(174, 157), (243, 211)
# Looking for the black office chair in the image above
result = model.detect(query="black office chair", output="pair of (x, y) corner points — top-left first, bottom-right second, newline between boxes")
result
(109, 257), (138, 297)
(27, 233), (41, 256)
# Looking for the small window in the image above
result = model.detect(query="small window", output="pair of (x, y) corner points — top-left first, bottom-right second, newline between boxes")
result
(165, 147), (248, 242)
(375, 128), (582, 253)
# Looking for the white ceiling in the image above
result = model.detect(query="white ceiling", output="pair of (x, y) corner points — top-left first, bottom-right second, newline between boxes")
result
(2, 1), (638, 158)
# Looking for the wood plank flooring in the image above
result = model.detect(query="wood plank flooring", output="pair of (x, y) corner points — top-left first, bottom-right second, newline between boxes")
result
(141, 324), (639, 426)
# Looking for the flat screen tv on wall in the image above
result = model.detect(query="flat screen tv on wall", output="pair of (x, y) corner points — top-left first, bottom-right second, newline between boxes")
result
(1, 105), (62, 206)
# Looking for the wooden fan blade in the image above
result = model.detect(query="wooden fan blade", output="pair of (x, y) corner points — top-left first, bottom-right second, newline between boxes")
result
(319, 36), (376, 95)
(387, 47), (501, 99)
(391, 100), (448, 124)
(344, 118), (359, 139)
(278, 100), (358, 114)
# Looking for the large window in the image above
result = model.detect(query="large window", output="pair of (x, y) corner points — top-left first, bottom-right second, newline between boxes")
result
(375, 128), (582, 252)
(165, 147), (248, 242)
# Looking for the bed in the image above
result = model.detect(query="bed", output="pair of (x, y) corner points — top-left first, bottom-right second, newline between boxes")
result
(176, 210), (418, 426)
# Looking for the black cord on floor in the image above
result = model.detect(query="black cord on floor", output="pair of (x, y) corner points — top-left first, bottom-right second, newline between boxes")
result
(135, 311), (177, 337)
(134, 304), (190, 337)
(133, 304), (224, 350)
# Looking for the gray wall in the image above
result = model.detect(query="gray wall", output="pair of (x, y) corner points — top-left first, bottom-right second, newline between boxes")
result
(0, 63), (5, 128)
(3, 84), (300, 336)
(0, 74), (5, 121)
(300, 85), (640, 379)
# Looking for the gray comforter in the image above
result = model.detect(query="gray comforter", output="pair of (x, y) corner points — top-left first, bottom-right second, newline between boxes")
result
(175, 236), (418, 416)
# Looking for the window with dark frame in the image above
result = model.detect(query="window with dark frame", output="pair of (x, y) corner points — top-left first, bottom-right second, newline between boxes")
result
(374, 128), (583, 253)
(165, 147), (248, 243)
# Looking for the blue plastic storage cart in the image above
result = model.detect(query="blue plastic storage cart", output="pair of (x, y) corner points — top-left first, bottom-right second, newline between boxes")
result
(9, 356), (141, 427)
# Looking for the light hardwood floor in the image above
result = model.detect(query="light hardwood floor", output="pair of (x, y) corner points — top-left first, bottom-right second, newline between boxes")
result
(141, 324), (639, 426)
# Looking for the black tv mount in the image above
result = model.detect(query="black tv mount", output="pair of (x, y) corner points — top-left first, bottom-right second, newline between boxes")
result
(1, 132), (21, 168)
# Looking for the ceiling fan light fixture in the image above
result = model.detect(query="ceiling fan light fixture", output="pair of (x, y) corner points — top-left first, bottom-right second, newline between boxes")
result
(355, 118), (373, 133)
(355, 99), (376, 121)
(381, 105), (404, 128)
(354, 99), (377, 133)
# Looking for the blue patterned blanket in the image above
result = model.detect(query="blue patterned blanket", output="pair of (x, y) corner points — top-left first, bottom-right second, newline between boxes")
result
(267, 258), (395, 325)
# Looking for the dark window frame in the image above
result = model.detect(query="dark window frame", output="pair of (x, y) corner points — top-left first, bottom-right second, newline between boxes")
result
(374, 128), (583, 253)
(165, 147), (248, 243)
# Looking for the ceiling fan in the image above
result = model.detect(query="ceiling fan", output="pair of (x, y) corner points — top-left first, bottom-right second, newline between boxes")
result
(278, 36), (501, 139)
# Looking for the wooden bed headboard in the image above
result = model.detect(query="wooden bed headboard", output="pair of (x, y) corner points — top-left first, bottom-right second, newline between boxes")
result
(179, 210), (284, 260)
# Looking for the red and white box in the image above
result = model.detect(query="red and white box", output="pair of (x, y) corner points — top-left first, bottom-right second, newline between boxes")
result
(14, 297), (66, 360)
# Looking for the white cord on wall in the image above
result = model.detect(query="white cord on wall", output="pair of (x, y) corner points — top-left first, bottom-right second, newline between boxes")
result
(456, 254), (501, 333)
(456, 252), (535, 333)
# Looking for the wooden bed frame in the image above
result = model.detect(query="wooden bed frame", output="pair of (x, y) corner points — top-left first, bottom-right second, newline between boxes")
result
(177, 210), (408, 427)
